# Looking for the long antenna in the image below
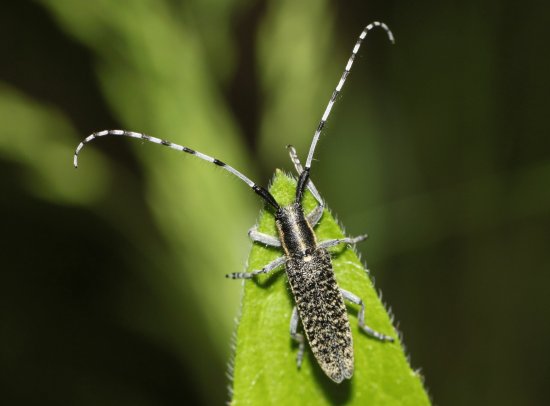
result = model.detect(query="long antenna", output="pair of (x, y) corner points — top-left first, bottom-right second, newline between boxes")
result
(304, 21), (394, 171)
(74, 130), (280, 210)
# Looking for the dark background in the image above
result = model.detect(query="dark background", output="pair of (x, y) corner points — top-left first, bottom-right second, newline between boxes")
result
(1, 1), (548, 405)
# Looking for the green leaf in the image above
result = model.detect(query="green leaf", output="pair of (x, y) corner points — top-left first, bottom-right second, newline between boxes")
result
(231, 171), (430, 405)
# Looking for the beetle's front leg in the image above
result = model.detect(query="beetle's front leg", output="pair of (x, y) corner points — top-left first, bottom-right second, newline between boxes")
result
(248, 226), (281, 247)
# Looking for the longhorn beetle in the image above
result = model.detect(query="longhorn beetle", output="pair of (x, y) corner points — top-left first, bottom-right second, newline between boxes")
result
(74, 21), (395, 383)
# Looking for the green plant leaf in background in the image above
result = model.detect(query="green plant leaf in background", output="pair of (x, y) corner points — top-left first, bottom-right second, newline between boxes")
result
(231, 171), (430, 405)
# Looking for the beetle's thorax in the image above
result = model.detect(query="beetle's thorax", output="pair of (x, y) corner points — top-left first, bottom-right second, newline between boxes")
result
(275, 203), (317, 258)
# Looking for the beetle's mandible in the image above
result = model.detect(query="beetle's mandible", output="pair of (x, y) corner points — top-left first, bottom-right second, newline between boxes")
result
(74, 21), (395, 383)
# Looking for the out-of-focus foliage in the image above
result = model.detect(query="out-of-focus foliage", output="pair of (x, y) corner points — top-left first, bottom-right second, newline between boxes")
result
(0, 0), (549, 405)
(0, 84), (108, 205)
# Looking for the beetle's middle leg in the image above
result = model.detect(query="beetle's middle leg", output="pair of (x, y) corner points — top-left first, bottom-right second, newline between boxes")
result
(318, 234), (368, 250)
(225, 256), (285, 279)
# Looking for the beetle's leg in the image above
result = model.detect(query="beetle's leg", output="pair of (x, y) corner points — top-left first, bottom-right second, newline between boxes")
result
(225, 256), (285, 279)
(290, 306), (305, 368)
(317, 234), (368, 250)
(248, 226), (281, 247)
(287, 145), (324, 226)
(306, 205), (324, 227)
(340, 289), (394, 342)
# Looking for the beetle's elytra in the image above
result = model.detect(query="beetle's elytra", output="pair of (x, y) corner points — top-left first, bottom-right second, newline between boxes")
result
(279, 203), (355, 381)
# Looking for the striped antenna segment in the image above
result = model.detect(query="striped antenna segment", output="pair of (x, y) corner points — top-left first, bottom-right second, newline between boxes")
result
(74, 130), (280, 209)
(305, 21), (394, 170)
(287, 145), (323, 204)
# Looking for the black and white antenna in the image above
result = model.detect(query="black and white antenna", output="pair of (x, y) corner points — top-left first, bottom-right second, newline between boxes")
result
(74, 130), (280, 209)
(74, 22), (394, 211)
(304, 21), (394, 172)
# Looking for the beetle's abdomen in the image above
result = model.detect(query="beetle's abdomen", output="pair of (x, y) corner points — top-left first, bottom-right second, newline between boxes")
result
(286, 249), (354, 383)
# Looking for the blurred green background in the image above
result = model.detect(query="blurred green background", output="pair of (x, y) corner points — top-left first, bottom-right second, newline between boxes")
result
(1, 0), (548, 405)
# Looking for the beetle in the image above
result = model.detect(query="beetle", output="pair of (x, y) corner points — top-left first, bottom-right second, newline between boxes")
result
(74, 21), (395, 383)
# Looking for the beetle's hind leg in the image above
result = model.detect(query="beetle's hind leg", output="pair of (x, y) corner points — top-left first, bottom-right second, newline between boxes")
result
(290, 306), (305, 368)
(341, 289), (394, 342)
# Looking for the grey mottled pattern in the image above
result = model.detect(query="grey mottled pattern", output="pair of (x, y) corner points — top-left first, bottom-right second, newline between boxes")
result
(286, 249), (354, 383)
